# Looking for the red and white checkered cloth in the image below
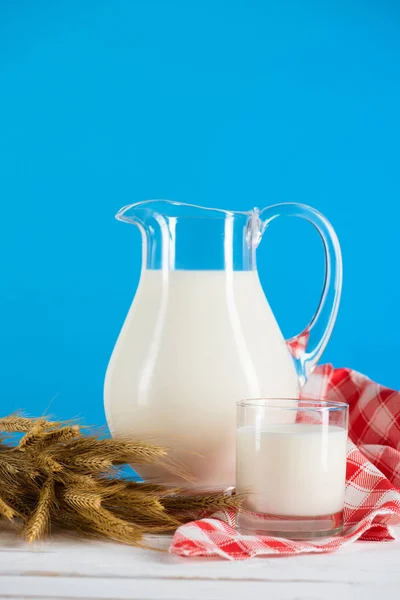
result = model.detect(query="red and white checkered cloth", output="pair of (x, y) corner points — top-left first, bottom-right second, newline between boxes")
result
(169, 363), (400, 559)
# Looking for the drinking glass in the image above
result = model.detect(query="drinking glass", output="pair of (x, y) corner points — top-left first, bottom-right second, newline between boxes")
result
(236, 398), (349, 539)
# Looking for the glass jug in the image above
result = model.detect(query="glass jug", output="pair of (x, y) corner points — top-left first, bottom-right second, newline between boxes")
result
(104, 201), (342, 488)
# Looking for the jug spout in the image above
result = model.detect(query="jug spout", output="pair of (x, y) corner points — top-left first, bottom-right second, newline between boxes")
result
(116, 200), (227, 230)
(115, 200), (165, 227)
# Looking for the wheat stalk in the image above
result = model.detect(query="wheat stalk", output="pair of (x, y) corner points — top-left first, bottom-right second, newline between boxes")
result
(63, 487), (102, 512)
(24, 478), (55, 542)
(0, 496), (15, 520)
(163, 491), (242, 512)
(0, 416), (61, 433)
(19, 420), (48, 451)
(34, 426), (81, 449)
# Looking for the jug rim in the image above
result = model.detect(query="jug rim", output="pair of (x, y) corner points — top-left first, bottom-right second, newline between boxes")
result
(116, 199), (256, 222)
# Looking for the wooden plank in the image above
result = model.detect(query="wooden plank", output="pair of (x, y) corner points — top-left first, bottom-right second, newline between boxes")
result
(0, 576), (398, 600)
(1, 533), (400, 584)
(0, 528), (399, 600)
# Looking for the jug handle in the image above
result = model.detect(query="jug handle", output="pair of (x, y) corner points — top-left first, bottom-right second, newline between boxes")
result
(259, 203), (343, 385)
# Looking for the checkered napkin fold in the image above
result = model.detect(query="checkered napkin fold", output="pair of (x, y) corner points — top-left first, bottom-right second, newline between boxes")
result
(169, 360), (400, 559)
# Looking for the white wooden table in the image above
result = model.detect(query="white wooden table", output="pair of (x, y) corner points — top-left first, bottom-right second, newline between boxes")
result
(1, 528), (399, 600)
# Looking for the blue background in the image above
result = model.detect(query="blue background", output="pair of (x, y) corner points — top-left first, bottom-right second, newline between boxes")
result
(0, 0), (399, 425)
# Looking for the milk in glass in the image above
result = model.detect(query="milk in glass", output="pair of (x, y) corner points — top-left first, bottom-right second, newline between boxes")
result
(236, 423), (347, 516)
